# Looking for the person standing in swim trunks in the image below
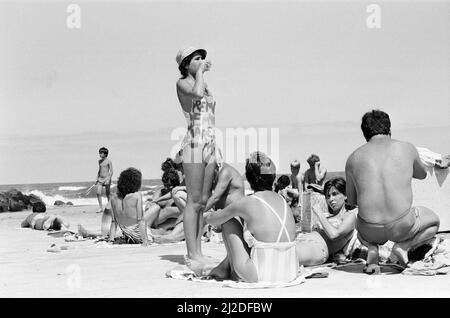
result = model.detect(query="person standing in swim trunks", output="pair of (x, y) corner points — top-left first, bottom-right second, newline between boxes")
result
(175, 47), (223, 272)
(345, 109), (440, 273)
(96, 147), (113, 213)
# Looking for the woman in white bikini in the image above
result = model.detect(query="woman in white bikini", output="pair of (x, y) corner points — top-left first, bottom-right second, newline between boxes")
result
(175, 47), (223, 271)
(205, 152), (298, 283)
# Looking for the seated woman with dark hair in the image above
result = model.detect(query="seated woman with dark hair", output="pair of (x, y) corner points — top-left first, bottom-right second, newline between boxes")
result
(296, 177), (362, 265)
(204, 152), (298, 283)
(109, 167), (159, 245)
(144, 168), (187, 233)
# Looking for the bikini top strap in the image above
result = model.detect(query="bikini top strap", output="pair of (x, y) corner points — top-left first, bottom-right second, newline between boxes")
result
(252, 194), (291, 243)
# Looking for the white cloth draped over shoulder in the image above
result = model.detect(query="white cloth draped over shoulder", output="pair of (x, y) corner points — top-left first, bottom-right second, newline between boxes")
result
(414, 147), (450, 231)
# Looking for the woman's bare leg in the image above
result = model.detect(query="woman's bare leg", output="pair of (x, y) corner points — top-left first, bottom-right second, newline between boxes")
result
(154, 222), (186, 243)
(143, 202), (162, 227)
(156, 207), (182, 226)
(197, 161), (216, 256)
(78, 224), (102, 238)
(220, 218), (257, 282)
(172, 190), (187, 215)
(295, 232), (329, 266)
(183, 146), (206, 262)
(156, 218), (177, 231)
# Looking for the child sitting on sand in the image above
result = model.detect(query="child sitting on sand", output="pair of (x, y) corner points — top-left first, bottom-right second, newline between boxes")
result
(21, 202), (70, 231)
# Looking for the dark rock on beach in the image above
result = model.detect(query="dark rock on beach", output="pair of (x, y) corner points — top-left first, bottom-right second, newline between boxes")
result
(0, 189), (45, 213)
(66, 201), (74, 206)
(54, 200), (65, 206)
(9, 199), (27, 212)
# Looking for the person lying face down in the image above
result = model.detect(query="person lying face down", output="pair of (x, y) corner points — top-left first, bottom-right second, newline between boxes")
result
(204, 152), (298, 283)
(295, 177), (360, 266)
(21, 202), (70, 231)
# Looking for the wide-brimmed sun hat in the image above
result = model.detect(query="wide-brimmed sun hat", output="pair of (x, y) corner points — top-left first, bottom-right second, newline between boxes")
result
(175, 46), (207, 66)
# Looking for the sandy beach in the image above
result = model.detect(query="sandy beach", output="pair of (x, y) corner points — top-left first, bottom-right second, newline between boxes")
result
(1, 205), (450, 298)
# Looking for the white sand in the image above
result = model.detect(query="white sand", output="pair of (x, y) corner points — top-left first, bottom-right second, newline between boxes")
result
(1, 206), (450, 298)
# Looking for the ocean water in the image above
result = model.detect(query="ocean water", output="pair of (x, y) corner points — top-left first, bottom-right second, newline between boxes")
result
(0, 179), (163, 206)
(0, 171), (345, 207)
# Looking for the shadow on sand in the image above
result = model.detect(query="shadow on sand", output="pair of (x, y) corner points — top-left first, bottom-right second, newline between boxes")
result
(159, 254), (185, 265)
(334, 262), (404, 275)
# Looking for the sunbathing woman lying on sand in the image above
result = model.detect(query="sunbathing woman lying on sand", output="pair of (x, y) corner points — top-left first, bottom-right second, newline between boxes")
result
(21, 202), (70, 231)
(204, 152), (298, 283)
(296, 177), (363, 266)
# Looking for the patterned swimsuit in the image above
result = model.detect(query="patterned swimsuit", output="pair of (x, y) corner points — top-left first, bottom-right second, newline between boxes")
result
(179, 89), (223, 165)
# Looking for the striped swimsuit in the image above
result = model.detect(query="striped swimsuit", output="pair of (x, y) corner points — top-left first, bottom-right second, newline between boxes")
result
(113, 199), (152, 244)
(243, 195), (299, 283)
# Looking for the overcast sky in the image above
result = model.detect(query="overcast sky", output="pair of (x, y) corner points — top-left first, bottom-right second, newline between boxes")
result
(0, 0), (449, 184)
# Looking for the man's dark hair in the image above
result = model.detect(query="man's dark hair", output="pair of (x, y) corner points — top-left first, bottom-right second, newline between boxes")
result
(307, 154), (320, 167)
(99, 147), (109, 157)
(245, 152), (276, 192)
(117, 167), (142, 199)
(32, 201), (46, 213)
(274, 175), (290, 192)
(161, 168), (181, 195)
(361, 109), (391, 141)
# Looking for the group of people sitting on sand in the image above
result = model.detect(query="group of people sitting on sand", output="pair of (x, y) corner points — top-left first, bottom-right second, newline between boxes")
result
(21, 45), (450, 284)
(20, 109), (450, 282)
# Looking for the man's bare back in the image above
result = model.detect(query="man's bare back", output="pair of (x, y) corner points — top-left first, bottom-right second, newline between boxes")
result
(346, 110), (439, 271)
(346, 136), (426, 223)
(205, 163), (245, 211)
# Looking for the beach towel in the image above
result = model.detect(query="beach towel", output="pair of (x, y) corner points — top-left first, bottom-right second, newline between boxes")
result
(165, 265), (330, 289)
(402, 236), (450, 276)
(414, 147), (450, 231)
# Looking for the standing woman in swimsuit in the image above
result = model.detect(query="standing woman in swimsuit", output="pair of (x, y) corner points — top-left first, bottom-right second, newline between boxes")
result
(175, 47), (222, 270)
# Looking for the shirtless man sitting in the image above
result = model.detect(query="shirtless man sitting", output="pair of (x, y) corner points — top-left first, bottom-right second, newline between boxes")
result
(200, 162), (245, 279)
(345, 109), (440, 274)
